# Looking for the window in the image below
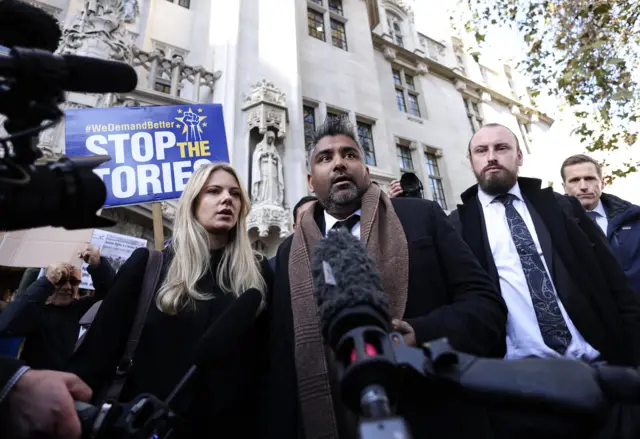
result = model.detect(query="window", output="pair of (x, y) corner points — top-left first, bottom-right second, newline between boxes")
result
(357, 122), (376, 166)
(330, 20), (347, 50)
(518, 120), (533, 154)
(303, 106), (316, 151)
(425, 151), (447, 209)
(395, 89), (407, 113)
(387, 13), (404, 47)
(328, 0), (343, 15)
(308, 9), (325, 41)
(392, 68), (422, 117)
(396, 145), (413, 171)
(463, 98), (483, 133)
(327, 111), (347, 124)
(166, 0), (190, 8)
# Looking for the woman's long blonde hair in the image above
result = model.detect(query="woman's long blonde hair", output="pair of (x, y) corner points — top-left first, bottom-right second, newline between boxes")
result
(156, 162), (266, 315)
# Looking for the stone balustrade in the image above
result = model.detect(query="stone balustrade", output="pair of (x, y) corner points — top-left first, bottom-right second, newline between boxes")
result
(130, 46), (222, 102)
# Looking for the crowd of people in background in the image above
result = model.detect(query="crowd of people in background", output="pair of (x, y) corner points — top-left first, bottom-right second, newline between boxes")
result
(1, 118), (640, 439)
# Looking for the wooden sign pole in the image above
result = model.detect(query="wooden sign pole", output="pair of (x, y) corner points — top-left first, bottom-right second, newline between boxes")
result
(151, 202), (165, 251)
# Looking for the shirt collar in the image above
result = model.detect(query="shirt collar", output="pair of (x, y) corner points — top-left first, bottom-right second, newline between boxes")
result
(589, 200), (606, 218)
(324, 209), (361, 233)
(477, 182), (523, 208)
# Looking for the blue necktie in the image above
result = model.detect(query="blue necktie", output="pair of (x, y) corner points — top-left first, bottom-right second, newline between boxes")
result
(496, 193), (572, 354)
(586, 211), (599, 222)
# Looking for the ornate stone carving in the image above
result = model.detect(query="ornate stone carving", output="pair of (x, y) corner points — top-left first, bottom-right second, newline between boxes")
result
(247, 205), (290, 239)
(58, 0), (133, 61)
(454, 79), (467, 92)
(123, 0), (138, 22)
(242, 80), (288, 137)
(480, 91), (492, 103)
(510, 105), (521, 116)
(416, 62), (429, 75)
(382, 46), (397, 61)
(530, 113), (539, 123)
(383, 0), (411, 15)
(160, 202), (176, 220)
(251, 131), (285, 207)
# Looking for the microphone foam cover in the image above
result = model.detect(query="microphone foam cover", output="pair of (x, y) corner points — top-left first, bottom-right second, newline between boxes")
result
(311, 230), (389, 337)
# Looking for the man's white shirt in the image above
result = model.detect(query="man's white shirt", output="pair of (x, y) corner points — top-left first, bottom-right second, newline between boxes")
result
(478, 183), (600, 361)
(588, 200), (608, 235)
(323, 209), (361, 239)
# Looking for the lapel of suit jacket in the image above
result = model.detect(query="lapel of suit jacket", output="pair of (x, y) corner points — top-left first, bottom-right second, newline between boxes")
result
(518, 178), (578, 280)
(458, 185), (499, 285)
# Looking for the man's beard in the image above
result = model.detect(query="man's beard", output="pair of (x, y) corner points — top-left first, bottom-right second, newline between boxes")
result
(476, 165), (518, 195)
(323, 181), (363, 213)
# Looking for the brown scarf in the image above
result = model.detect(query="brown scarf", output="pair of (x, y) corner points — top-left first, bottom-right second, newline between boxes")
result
(288, 183), (409, 439)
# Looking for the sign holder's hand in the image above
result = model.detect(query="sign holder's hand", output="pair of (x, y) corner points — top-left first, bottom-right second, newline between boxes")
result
(78, 244), (101, 267)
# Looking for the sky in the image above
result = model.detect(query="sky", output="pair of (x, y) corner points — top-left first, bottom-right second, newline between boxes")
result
(412, 0), (640, 203)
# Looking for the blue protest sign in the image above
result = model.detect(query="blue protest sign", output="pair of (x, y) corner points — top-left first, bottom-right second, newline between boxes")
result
(65, 104), (229, 207)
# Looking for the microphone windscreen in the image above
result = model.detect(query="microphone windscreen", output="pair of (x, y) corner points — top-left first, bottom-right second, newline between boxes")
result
(194, 288), (263, 368)
(311, 230), (389, 339)
(0, 0), (61, 52)
(63, 55), (138, 93)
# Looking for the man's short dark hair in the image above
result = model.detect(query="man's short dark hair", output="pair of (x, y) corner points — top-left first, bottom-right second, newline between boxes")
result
(293, 195), (317, 225)
(307, 117), (363, 171)
(560, 154), (603, 181)
(467, 123), (521, 153)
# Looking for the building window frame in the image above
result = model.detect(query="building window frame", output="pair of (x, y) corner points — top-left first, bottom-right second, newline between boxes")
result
(463, 97), (483, 133)
(356, 119), (377, 166)
(387, 12), (404, 48)
(392, 67), (422, 118)
(396, 141), (414, 172)
(330, 19), (348, 50)
(307, 8), (326, 41)
(517, 119), (533, 154)
(303, 105), (317, 153)
(328, 0), (343, 15)
(424, 148), (447, 209)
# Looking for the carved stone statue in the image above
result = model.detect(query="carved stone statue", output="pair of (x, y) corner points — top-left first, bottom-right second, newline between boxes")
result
(251, 131), (284, 206)
(123, 0), (138, 22)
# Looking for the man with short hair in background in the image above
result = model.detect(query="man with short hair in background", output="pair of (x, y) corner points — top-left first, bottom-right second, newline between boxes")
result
(561, 154), (640, 295)
(268, 195), (317, 270)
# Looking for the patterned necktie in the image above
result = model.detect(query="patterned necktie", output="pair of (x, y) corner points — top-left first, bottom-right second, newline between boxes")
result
(496, 193), (572, 354)
(331, 214), (360, 233)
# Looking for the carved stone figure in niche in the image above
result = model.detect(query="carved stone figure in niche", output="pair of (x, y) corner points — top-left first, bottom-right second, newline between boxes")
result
(251, 131), (284, 206)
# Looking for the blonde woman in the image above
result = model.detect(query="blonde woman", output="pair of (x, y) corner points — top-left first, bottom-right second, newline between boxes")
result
(69, 162), (272, 438)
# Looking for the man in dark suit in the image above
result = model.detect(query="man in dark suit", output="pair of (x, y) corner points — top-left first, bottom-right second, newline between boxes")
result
(264, 118), (508, 439)
(268, 195), (317, 270)
(449, 123), (640, 438)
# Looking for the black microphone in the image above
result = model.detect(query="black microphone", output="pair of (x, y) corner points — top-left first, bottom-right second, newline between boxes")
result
(0, 0), (61, 52)
(311, 230), (399, 419)
(0, 47), (138, 93)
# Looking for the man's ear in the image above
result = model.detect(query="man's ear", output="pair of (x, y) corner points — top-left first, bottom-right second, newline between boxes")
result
(307, 173), (314, 193)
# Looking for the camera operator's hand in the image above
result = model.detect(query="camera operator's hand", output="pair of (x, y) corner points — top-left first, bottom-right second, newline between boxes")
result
(389, 180), (403, 199)
(45, 262), (74, 286)
(392, 319), (416, 346)
(78, 245), (101, 267)
(2, 370), (92, 439)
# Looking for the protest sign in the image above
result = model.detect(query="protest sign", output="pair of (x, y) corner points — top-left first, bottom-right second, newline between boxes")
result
(65, 104), (229, 207)
(79, 230), (148, 290)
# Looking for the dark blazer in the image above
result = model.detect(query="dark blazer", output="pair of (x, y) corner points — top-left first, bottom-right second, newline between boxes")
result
(264, 197), (508, 439)
(0, 356), (25, 405)
(449, 178), (640, 367)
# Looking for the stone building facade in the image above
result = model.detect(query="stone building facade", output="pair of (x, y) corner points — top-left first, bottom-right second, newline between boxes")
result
(23, 0), (553, 256)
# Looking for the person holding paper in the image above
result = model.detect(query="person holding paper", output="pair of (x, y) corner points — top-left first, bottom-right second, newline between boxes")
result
(0, 246), (115, 370)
